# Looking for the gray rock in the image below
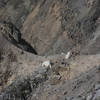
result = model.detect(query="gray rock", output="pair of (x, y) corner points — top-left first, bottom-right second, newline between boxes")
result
(0, 21), (21, 43)
(93, 89), (100, 100)
(95, 84), (100, 90)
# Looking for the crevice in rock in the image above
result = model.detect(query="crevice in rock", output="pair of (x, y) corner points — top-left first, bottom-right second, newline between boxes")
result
(0, 21), (38, 55)
(17, 39), (38, 55)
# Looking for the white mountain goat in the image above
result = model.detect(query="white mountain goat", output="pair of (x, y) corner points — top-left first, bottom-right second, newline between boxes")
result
(42, 60), (51, 68)
(65, 51), (71, 59)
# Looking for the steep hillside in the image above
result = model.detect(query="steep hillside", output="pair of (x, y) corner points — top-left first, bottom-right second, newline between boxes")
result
(0, 0), (100, 55)
(0, 0), (100, 100)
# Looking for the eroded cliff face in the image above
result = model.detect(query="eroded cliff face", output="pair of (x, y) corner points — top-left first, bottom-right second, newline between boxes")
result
(0, 0), (100, 56)
(22, 0), (100, 55)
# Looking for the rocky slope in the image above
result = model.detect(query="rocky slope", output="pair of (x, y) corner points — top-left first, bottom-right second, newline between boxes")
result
(0, 0), (100, 55)
(0, 0), (100, 100)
